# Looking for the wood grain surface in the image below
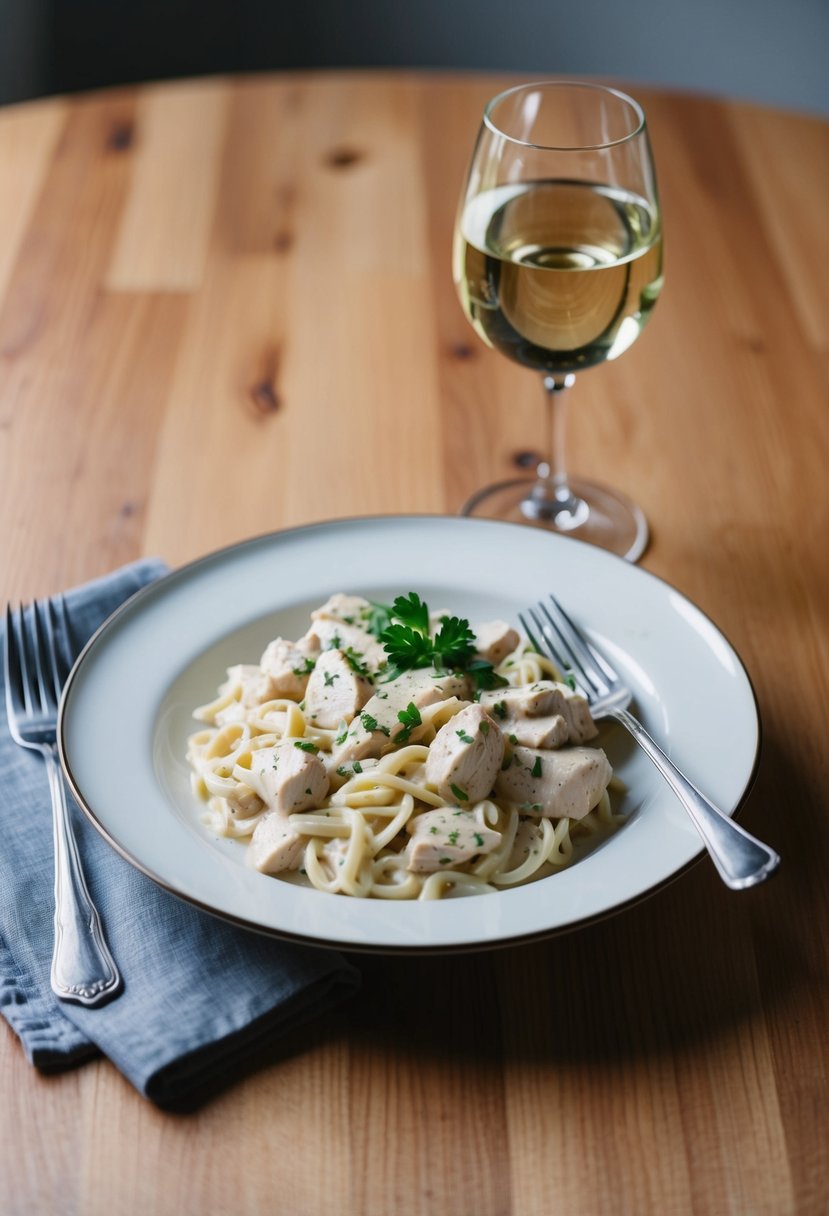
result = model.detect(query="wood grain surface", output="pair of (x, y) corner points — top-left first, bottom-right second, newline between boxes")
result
(1, 71), (828, 1216)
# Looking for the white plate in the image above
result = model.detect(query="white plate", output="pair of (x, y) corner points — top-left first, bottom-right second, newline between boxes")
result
(59, 516), (760, 953)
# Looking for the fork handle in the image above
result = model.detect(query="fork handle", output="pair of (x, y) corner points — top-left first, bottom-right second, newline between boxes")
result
(611, 708), (780, 890)
(44, 746), (121, 1005)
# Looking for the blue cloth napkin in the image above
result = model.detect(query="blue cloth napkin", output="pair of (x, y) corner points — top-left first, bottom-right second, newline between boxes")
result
(0, 559), (360, 1107)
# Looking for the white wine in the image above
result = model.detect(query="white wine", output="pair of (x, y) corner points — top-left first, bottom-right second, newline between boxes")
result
(454, 179), (663, 374)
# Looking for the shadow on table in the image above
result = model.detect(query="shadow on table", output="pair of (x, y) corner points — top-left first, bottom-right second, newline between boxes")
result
(160, 726), (822, 1113)
(346, 726), (822, 1071)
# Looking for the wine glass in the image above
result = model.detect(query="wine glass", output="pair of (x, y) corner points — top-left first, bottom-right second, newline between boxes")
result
(452, 81), (664, 561)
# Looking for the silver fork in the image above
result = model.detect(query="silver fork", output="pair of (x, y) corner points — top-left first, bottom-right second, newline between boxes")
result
(520, 595), (780, 890)
(4, 598), (121, 1005)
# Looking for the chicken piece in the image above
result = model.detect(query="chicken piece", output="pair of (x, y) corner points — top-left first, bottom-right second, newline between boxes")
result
(328, 756), (380, 783)
(480, 681), (597, 747)
(303, 649), (374, 729)
(330, 668), (471, 765)
(406, 808), (501, 873)
(505, 716), (570, 749)
(301, 617), (387, 671)
(311, 593), (373, 625)
(381, 668), (472, 711)
(495, 745), (611, 820)
(329, 716), (389, 767)
(220, 663), (262, 696)
(226, 783), (265, 820)
(481, 684), (552, 718)
(473, 619), (520, 666)
(213, 700), (250, 727)
(247, 811), (306, 874)
(425, 704), (505, 805)
(246, 741), (329, 814)
(211, 664), (275, 723)
(259, 637), (320, 701)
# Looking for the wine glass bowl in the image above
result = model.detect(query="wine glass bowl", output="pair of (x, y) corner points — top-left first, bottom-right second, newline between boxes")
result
(452, 81), (663, 561)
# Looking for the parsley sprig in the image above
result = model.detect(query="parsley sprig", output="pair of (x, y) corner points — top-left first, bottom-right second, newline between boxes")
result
(362, 600), (396, 639)
(466, 658), (509, 692)
(378, 593), (508, 689)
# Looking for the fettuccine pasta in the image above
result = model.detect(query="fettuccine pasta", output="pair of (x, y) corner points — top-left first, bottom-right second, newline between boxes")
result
(187, 593), (623, 899)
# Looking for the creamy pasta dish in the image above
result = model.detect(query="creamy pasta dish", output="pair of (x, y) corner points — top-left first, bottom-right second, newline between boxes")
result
(187, 592), (621, 900)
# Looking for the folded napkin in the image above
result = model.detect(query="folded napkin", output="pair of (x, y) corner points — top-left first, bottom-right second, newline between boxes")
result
(0, 559), (360, 1107)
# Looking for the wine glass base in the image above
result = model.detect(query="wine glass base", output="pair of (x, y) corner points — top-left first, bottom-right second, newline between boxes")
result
(460, 476), (649, 562)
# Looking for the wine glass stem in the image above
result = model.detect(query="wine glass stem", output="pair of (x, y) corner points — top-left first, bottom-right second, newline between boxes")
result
(544, 372), (575, 494)
(521, 372), (588, 527)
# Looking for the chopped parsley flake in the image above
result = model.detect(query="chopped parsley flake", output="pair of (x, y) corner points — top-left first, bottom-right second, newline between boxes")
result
(439, 857), (452, 866)
(323, 671), (339, 687)
(564, 673), (577, 691)
(473, 832), (485, 847)
(335, 721), (348, 745)
(294, 740), (319, 754)
(492, 701), (507, 720)
(531, 756), (543, 778)
(501, 755), (513, 771)
(448, 829), (460, 845)
(429, 826), (438, 835)
(336, 758), (363, 776)
(450, 783), (468, 802)
(456, 729), (474, 744)
(479, 721), (490, 735)
(344, 647), (371, 677)
(395, 702), (422, 743)
(292, 657), (316, 676)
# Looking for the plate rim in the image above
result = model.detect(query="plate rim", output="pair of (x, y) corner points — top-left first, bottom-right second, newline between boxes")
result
(58, 513), (763, 953)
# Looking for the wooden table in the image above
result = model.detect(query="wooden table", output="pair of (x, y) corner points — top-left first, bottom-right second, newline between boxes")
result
(1, 70), (827, 1215)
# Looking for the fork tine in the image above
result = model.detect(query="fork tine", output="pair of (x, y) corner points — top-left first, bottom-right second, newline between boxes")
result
(51, 594), (77, 684)
(535, 604), (600, 693)
(41, 598), (66, 705)
(518, 609), (543, 657)
(11, 604), (37, 716)
(520, 605), (603, 696)
(520, 606), (575, 679)
(30, 600), (56, 713)
(549, 594), (619, 685)
(4, 604), (25, 718)
(538, 598), (611, 697)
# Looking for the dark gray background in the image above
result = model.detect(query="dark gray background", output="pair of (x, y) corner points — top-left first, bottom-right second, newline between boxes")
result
(1, 0), (827, 115)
